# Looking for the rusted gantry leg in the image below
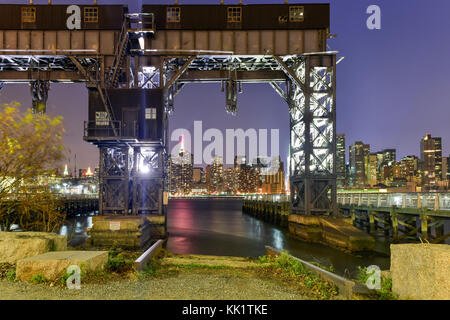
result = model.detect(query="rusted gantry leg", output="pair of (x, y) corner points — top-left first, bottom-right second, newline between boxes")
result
(98, 146), (130, 215)
(274, 54), (337, 216)
(30, 80), (50, 113)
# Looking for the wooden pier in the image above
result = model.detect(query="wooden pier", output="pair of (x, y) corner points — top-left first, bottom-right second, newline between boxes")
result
(243, 193), (450, 244)
(242, 198), (290, 227)
(57, 195), (98, 216)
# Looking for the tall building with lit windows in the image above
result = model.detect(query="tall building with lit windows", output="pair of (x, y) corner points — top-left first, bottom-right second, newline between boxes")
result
(420, 134), (442, 189)
(349, 141), (370, 187)
(382, 149), (396, 164)
(167, 151), (194, 195)
(206, 156), (223, 193)
(336, 134), (346, 187)
(234, 156), (258, 193)
(368, 153), (378, 186)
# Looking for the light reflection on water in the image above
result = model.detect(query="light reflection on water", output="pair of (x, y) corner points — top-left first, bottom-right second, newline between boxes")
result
(166, 199), (391, 278)
(60, 215), (93, 247)
(56, 199), (396, 277)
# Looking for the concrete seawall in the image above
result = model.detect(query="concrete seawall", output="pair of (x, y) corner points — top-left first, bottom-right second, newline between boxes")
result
(243, 199), (375, 252)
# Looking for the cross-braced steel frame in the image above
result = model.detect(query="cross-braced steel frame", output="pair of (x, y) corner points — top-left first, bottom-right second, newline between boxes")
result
(156, 53), (337, 216)
(0, 17), (337, 217)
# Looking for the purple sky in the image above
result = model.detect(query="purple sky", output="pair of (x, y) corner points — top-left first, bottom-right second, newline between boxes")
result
(1, 0), (450, 171)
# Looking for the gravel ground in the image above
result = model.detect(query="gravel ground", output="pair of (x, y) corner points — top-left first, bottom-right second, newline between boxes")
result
(0, 272), (308, 300)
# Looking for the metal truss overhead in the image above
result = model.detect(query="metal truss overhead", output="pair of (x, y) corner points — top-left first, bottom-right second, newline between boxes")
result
(0, 42), (338, 217)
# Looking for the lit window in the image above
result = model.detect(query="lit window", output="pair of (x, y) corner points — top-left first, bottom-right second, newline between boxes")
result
(84, 7), (98, 23)
(227, 7), (241, 23)
(167, 7), (181, 23)
(289, 6), (304, 22)
(145, 107), (157, 120)
(22, 7), (36, 23)
(95, 112), (109, 126)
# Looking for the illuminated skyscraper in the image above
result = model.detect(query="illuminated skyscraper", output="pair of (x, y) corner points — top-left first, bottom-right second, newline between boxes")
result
(420, 134), (442, 188)
(368, 153), (378, 186)
(336, 134), (346, 187)
(167, 149), (194, 195)
(206, 156), (223, 193)
(349, 141), (370, 187)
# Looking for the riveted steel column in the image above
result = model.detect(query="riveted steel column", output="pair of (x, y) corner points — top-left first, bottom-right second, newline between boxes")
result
(288, 54), (337, 216)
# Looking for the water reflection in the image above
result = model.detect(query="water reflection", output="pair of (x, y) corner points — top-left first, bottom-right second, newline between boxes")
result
(60, 215), (93, 247)
(167, 199), (390, 278)
(57, 199), (391, 278)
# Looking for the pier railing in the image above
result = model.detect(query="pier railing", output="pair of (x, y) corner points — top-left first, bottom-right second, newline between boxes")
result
(337, 192), (450, 212)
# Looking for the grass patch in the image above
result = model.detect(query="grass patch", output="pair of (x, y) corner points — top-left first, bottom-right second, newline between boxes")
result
(6, 269), (16, 281)
(29, 274), (46, 284)
(255, 251), (339, 300)
(0, 263), (16, 281)
(105, 250), (135, 274)
(168, 263), (233, 270)
(137, 259), (162, 280)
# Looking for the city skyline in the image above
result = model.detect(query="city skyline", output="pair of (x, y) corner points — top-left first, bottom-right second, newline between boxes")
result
(1, 0), (450, 170)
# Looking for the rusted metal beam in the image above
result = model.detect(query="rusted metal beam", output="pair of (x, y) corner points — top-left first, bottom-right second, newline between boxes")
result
(273, 55), (307, 92)
(269, 81), (288, 102)
(179, 70), (286, 83)
(163, 55), (196, 91)
(0, 70), (85, 82)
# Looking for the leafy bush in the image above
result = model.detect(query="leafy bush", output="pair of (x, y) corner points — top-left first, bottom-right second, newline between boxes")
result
(60, 269), (76, 285)
(0, 103), (66, 232)
(30, 274), (46, 284)
(6, 269), (16, 281)
(106, 252), (133, 273)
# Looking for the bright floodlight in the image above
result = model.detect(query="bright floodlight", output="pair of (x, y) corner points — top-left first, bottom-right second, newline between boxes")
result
(139, 157), (151, 174)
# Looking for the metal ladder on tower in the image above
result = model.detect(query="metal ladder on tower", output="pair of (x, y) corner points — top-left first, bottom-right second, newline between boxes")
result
(109, 18), (130, 88)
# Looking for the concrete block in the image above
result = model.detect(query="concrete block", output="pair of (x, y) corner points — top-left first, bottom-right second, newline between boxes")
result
(87, 215), (152, 249)
(287, 215), (375, 252)
(89, 216), (147, 232)
(288, 214), (321, 226)
(87, 215), (166, 249)
(390, 244), (450, 300)
(16, 250), (108, 282)
(0, 231), (67, 264)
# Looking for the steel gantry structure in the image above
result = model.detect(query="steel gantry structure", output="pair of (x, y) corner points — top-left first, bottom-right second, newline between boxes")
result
(0, 2), (337, 217)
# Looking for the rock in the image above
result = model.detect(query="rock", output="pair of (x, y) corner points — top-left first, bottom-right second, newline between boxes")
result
(390, 244), (450, 300)
(0, 231), (67, 264)
(16, 250), (108, 282)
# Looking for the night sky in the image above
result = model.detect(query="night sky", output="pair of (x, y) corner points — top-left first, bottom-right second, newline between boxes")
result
(1, 0), (450, 171)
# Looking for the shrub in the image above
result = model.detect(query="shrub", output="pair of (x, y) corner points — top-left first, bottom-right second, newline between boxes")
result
(6, 269), (16, 281)
(30, 274), (46, 284)
(106, 252), (133, 273)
